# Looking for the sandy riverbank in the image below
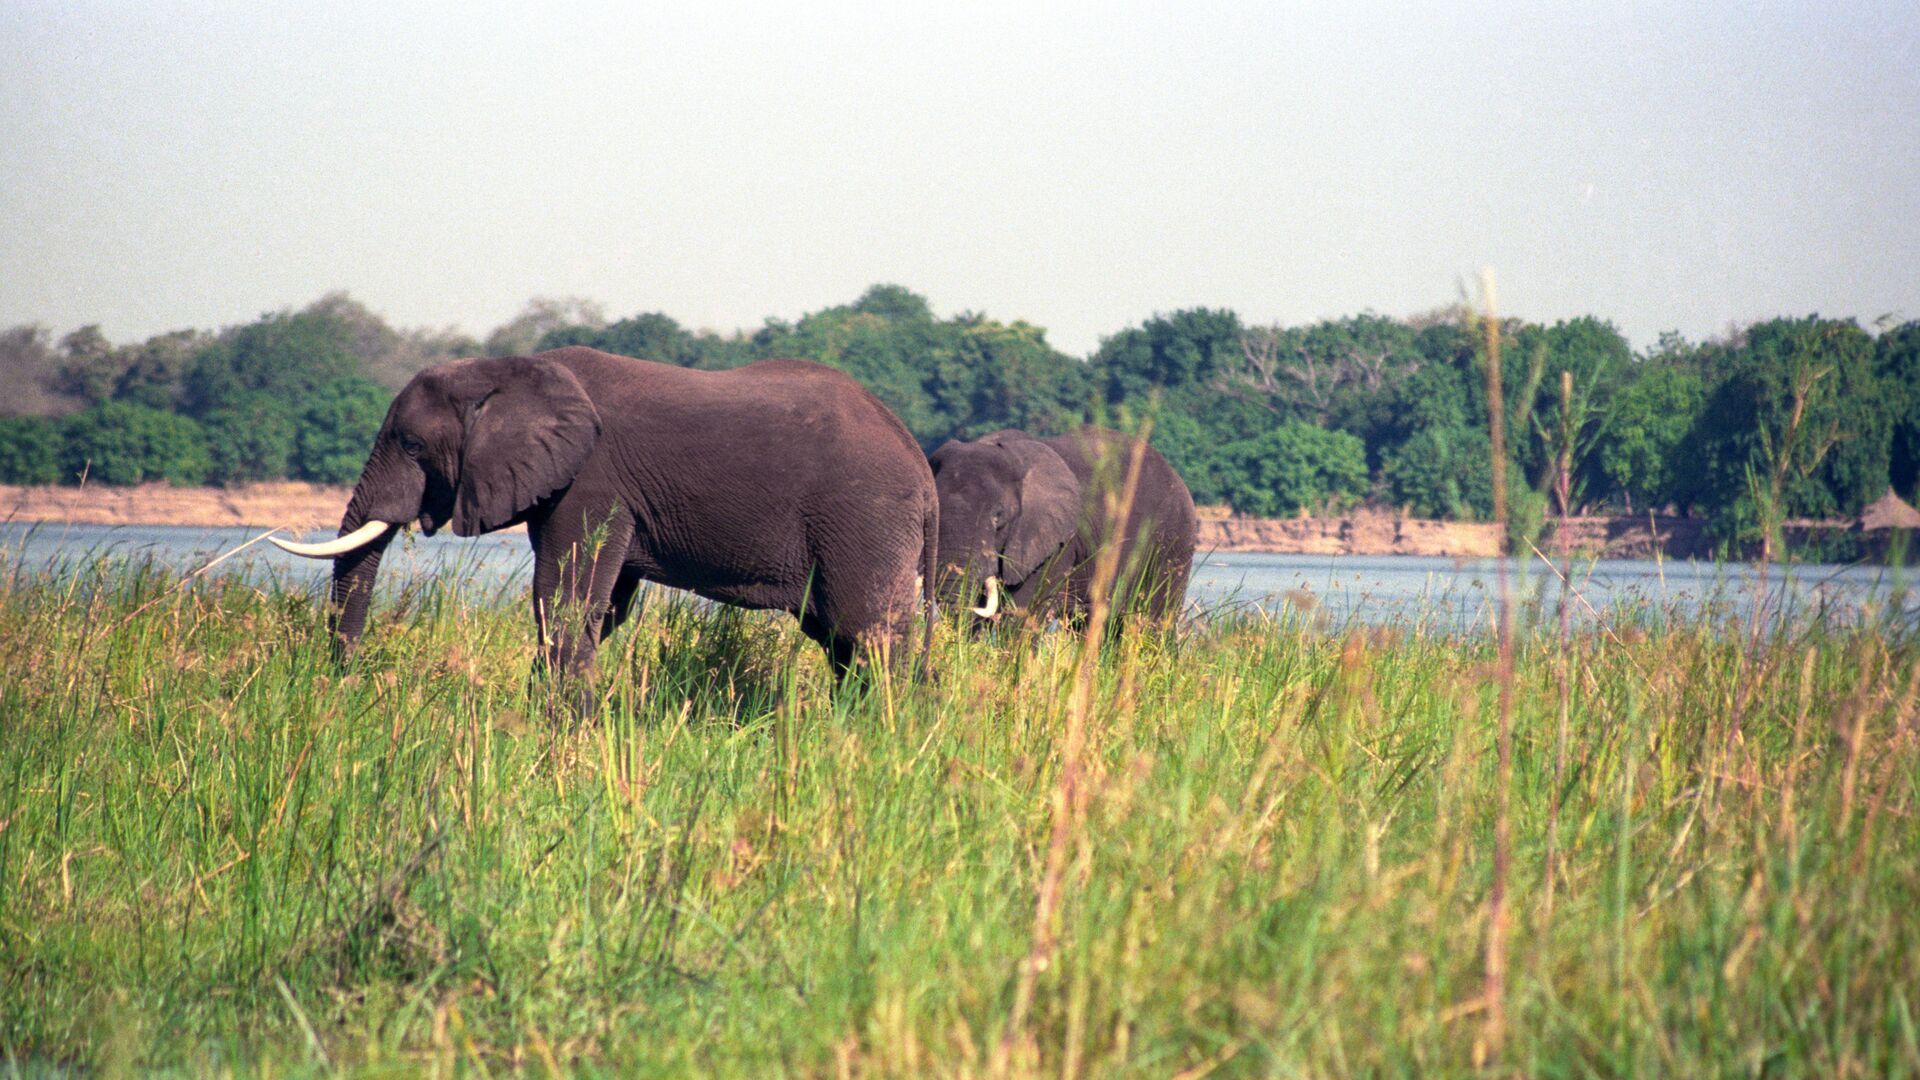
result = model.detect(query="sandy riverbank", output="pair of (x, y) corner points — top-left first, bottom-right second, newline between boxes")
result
(3, 482), (357, 536)
(3, 481), (1722, 558)
(1197, 509), (1504, 557)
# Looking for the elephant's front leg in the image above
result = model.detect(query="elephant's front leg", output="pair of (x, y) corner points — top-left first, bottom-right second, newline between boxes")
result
(530, 513), (636, 688)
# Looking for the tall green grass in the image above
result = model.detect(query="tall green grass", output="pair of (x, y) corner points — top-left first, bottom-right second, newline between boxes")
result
(1, 558), (1916, 1076)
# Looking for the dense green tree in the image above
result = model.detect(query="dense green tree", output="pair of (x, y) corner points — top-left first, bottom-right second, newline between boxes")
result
(1508, 317), (1632, 501)
(54, 325), (122, 407)
(746, 285), (1091, 447)
(60, 402), (209, 486)
(1687, 317), (1890, 533)
(1145, 409), (1224, 506)
(199, 396), (299, 485)
(112, 330), (208, 411)
(1877, 321), (1920, 500)
(749, 286), (935, 431)
(1215, 423), (1368, 517)
(1381, 425), (1498, 520)
(6, 287), (1906, 537)
(0, 416), (64, 484)
(1147, 390), (1283, 510)
(1090, 308), (1244, 403)
(1595, 364), (1706, 511)
(926, 317), (1091, 440)
(296, 377), (392, 484)
(182, 309), (360, 418)
(1244, 313), (1427, 439)
(1371, 360), (1473, 463)
(850, 284), (934, 322)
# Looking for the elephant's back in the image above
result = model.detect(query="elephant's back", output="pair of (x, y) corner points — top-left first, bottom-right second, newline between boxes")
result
(727, 359), (926, 465)
(562, 348), (932, 531)
(545, 350), (919, 465)
(1044, 427), (1197, 554)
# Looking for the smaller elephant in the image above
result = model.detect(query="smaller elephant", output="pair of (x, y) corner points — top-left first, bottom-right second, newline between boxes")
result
(928, 427), (1196, 626)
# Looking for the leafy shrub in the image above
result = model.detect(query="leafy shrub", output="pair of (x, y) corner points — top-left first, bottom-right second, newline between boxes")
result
(1216, 423), (1368, 517)
(60, 402), (209, 486)
(199, 395), (299, 485)
(1595, 365), (1705, 511)
(296, 377), (391, 484)
(182, 310), (359, 418)
(0, 416), (64, 484)
(1382, 426), (1496, 520)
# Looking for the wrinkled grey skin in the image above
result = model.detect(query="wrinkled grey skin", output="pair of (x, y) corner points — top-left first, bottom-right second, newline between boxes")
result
(928, 427), (1196, 625)
(324, 347), (936, 685)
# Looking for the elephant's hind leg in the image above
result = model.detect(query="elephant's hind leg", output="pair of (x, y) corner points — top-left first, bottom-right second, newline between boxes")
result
(797, 610), (862, 683)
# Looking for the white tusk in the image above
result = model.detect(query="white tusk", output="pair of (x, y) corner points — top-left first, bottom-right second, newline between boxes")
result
(269, 520), (393, 559)
(969, 576), (1002, 618)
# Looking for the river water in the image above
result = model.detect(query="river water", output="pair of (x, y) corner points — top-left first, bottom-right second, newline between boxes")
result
(3, 522), (1912, 635)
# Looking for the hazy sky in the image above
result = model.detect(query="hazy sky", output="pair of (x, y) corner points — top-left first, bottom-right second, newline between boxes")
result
(4, 2), (1917, 357)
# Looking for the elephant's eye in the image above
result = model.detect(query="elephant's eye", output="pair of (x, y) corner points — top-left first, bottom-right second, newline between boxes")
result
(399, 435), (425, 458)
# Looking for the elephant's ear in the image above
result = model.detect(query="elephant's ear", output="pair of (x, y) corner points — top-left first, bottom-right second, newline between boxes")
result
(986, 434), (1080, 583)
(452, 358), (601, 536)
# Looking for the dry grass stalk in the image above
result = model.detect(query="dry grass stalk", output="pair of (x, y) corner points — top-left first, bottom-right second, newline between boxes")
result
(1475, 268), (1516, 1063)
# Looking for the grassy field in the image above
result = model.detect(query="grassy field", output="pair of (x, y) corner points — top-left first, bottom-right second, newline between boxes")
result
(1, 555), (1916, 1077)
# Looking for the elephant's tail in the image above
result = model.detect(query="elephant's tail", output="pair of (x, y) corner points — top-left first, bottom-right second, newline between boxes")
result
(919, 494), (938, 682)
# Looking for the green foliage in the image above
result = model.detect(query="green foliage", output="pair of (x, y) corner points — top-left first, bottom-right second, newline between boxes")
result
(295, 376), (392, 484)
(1289, 314), (1427, 439)
(1144, 392), (1281, 509)
(752, 286), (949, 434)
(182, 309), (361, 418)
(1508, 317), (1632, 501)
(751, 285), (1092, 447)
(1090, 307), (1244, 403)
(52, 325), (121, 406)
(1378, 351), (1472, 450)
(1215, 422), (1369, 517)
(1382, 425), (1497, 519)
(301, 292), (479, 389)
(111, 329), (206, 411)
(849, 282), (933, 322)
(1688, 316), (1890, 534)
(1144, 408), (1224, 505)
(9, 291), (1906, 530)
(0, 415), (64, 484)
(931, 316), (1094, 439)
(1596, 364), (1706, 510)
(198, 396), (299, 485)
(33, 325), (205, 415)
(59, 402), (209, 486)
(1877, 321), (1920, 499)
(1506, 485), (1548, 553)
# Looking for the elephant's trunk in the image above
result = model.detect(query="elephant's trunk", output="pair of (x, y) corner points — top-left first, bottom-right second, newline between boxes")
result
(329, 500), (400, 658)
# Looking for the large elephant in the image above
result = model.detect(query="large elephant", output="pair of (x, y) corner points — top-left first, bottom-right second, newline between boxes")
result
(928, 426), (1196, 626)
(272, 347), (936, 684)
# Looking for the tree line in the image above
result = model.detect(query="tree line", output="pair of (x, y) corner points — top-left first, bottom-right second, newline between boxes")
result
(3, 285), (1916, 551)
